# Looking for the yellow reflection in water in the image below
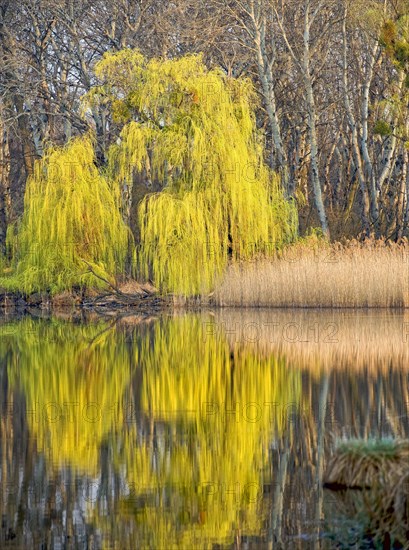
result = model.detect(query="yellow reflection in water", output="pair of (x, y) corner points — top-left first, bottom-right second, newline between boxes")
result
(3, 315), (301, 548)
(2, 311), (408, 549)
(5, 317), (134, 475)
(107, 316), (301, 549)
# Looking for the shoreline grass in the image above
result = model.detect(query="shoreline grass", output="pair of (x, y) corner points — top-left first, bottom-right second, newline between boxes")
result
(211, 238), (409, 309)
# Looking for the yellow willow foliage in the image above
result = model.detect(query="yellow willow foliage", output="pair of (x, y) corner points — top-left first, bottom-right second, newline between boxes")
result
(5, 318), (135, 475)
(0, 136), (131, 294)
(106, 315), (301, 549)
(88, 50), (298, 295)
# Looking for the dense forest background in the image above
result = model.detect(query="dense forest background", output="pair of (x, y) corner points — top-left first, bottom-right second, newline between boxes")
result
(1, 0), (409, 251)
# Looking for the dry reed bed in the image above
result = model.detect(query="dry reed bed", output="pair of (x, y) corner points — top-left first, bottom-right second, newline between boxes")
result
(209, 309), (409, 371)
(213, 239), (409, 308)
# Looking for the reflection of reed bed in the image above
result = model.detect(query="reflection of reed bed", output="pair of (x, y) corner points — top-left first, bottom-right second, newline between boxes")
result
(324, 487), (409, 548)
(324, 438), (409, 488)
(213, 240), (409, 308)
(211, 309), (409, 371)
(323, 439), (409, 547)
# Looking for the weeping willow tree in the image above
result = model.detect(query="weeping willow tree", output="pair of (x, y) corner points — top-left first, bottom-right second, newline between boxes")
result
(0, 136), (131, 294)
(88, 50), (298, 295)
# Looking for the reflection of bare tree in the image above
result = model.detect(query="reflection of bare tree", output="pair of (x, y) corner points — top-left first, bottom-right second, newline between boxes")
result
(268, 432), (289, 548)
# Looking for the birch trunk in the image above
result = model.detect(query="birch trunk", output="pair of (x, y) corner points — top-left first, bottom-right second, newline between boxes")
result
(302, 1), (329, 237)
(250, 5), (290, 193)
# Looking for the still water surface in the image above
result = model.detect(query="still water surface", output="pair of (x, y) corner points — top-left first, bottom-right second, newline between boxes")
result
(0, 310), (408, 549)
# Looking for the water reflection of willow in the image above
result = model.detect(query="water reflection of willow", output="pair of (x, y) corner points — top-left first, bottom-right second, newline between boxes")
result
(1, 313), (408, 549)
(107, 315), (302, 549)
(4, 317), (135, 475)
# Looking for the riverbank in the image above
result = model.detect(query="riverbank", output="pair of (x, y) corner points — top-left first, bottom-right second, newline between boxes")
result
(1, 239), (408, 313)
(0, 282), (173, 316)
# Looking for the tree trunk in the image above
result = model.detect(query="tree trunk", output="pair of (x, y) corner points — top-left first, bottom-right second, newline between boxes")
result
(303, 4), (329, 237)
(252, 12), (290, 193)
